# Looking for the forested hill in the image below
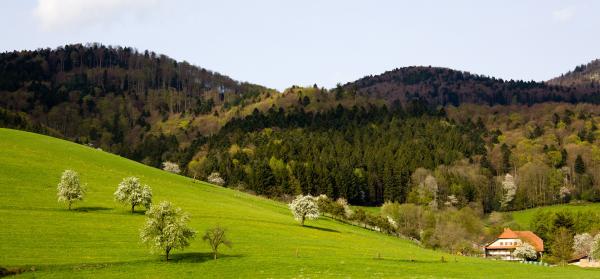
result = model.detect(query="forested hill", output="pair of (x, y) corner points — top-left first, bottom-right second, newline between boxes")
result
(0, 43), (274, 160)
(2, 44), (600, 212)
(547, 59), (600, 88)
(344, 66), (600, 106)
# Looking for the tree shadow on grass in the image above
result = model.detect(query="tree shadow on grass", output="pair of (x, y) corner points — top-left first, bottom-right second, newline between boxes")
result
(73, 206), (112, 213)
(373, 258), (443, 264)
(170, 252), (244, 263)
(131, 209), (147, 215)
(303, 225), (339, 233)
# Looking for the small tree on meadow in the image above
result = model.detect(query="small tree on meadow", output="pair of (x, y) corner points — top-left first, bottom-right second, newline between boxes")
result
(57, 169), (85, 210)
(162, 161), (181, 174)
(512, 243), (537, 261)
(289, 195), (320, 226)
(202, 226), (232, 260)
(114, 177), (152, 213)
(140, 201), (196, 261)
(315, 194), (332, 214)
(207, 172), (225, 186)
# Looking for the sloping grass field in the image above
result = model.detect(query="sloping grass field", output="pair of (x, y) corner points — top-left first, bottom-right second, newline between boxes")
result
(511, 203), (600, 230)
(1, 128), (599, 278)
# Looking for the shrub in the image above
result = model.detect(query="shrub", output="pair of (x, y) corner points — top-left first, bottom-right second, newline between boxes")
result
(162, 161), (181, 174)
(207, 172), (225, 186)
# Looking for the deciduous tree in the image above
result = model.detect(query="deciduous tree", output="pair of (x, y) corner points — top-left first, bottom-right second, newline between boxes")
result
(202, 226), (232, 259)
(114, 177), (152, 213)
(289, 195), (320, 226)
(140, 201), (196, 261)
(56, 170), (85, 210)
(512, 243), (537, 261)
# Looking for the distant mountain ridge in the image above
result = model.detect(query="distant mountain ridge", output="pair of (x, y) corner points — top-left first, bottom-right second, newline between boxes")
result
(1, 44), (600, 179)
(547, 59), (600, 87)
(343, 66), (600, 107)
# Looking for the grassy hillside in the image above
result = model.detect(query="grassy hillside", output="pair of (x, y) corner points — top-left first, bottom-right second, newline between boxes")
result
(511, 203), (600, 230)
(1, 129), (599, 278)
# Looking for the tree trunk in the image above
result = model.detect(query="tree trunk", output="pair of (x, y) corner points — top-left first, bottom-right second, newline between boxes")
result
(131, 204), (135, 213)
(214, 251), (217, 260)
(165, 247), (171, 261)
(301, 215), (305, 226)
(68, 201), (72, 210)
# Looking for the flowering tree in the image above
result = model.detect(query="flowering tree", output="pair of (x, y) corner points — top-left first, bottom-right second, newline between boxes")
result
(207, 172), (225, 186)
(289, 195), (320, 226)
(573, 233), (593, 258)
(114, 177), (152, 213)
(140, 201), (196, 261)
(162, 161), (181, 174)
(336, 197), (354, 219)
(512, 243), (537, 261)
(500, 174), (516, 209)
(57, 169), (85, 210)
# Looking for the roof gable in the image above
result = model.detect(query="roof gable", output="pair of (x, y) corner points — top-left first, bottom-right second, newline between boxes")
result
(497, 228), (519, 239)
(486, 228), (544, 252)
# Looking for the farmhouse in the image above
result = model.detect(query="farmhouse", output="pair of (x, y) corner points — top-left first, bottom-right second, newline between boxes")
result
(484, 228), (544, 261)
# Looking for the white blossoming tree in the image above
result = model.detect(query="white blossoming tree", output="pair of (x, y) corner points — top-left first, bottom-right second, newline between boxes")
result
(336, 197), (354, 219)
(114, 177), (152, 213)
(500, 174), (516, 209)
(57, 169), (85, 210)
(512, 243), (537, 261)
(573, 233), (593, 259)
(162, 161), (181, 174)
(140, 201), (196, 261)
(289, 195), (320, 226)
(207, 172), (225, 186)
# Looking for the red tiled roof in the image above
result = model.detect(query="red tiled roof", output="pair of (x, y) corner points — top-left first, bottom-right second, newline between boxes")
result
(515, 230), (544, 252)
(497, 228), (519, 239)
(486, 228), (544, 252)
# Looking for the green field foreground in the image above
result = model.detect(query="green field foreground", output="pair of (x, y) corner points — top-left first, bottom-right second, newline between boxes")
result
(1, 128), (599, 278)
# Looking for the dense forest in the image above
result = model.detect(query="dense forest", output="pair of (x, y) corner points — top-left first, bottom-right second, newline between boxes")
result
(345, 66), (600, 106)
(2, 44), (600, 213)
(0, 43), (273, 164)
(191, 102), (600, 212)
(194, 103), (487, 206)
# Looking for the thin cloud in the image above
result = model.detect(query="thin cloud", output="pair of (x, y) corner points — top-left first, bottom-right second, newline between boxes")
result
(33, 0), (159, 31)
(552, 6), (576, 22)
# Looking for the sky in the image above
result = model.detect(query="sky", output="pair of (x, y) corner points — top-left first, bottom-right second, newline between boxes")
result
(1, 0), (599, 91)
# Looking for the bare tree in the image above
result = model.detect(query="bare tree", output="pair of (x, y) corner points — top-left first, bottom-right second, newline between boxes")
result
(202, 226), (232, 259)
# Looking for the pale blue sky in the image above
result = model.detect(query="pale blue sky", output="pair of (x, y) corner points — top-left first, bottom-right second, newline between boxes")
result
(1, 0), (599, 91)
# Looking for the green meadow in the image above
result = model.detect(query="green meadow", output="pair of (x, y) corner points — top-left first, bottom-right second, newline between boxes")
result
(1, 128), (599, 278)
(511, 203), (600, 230)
